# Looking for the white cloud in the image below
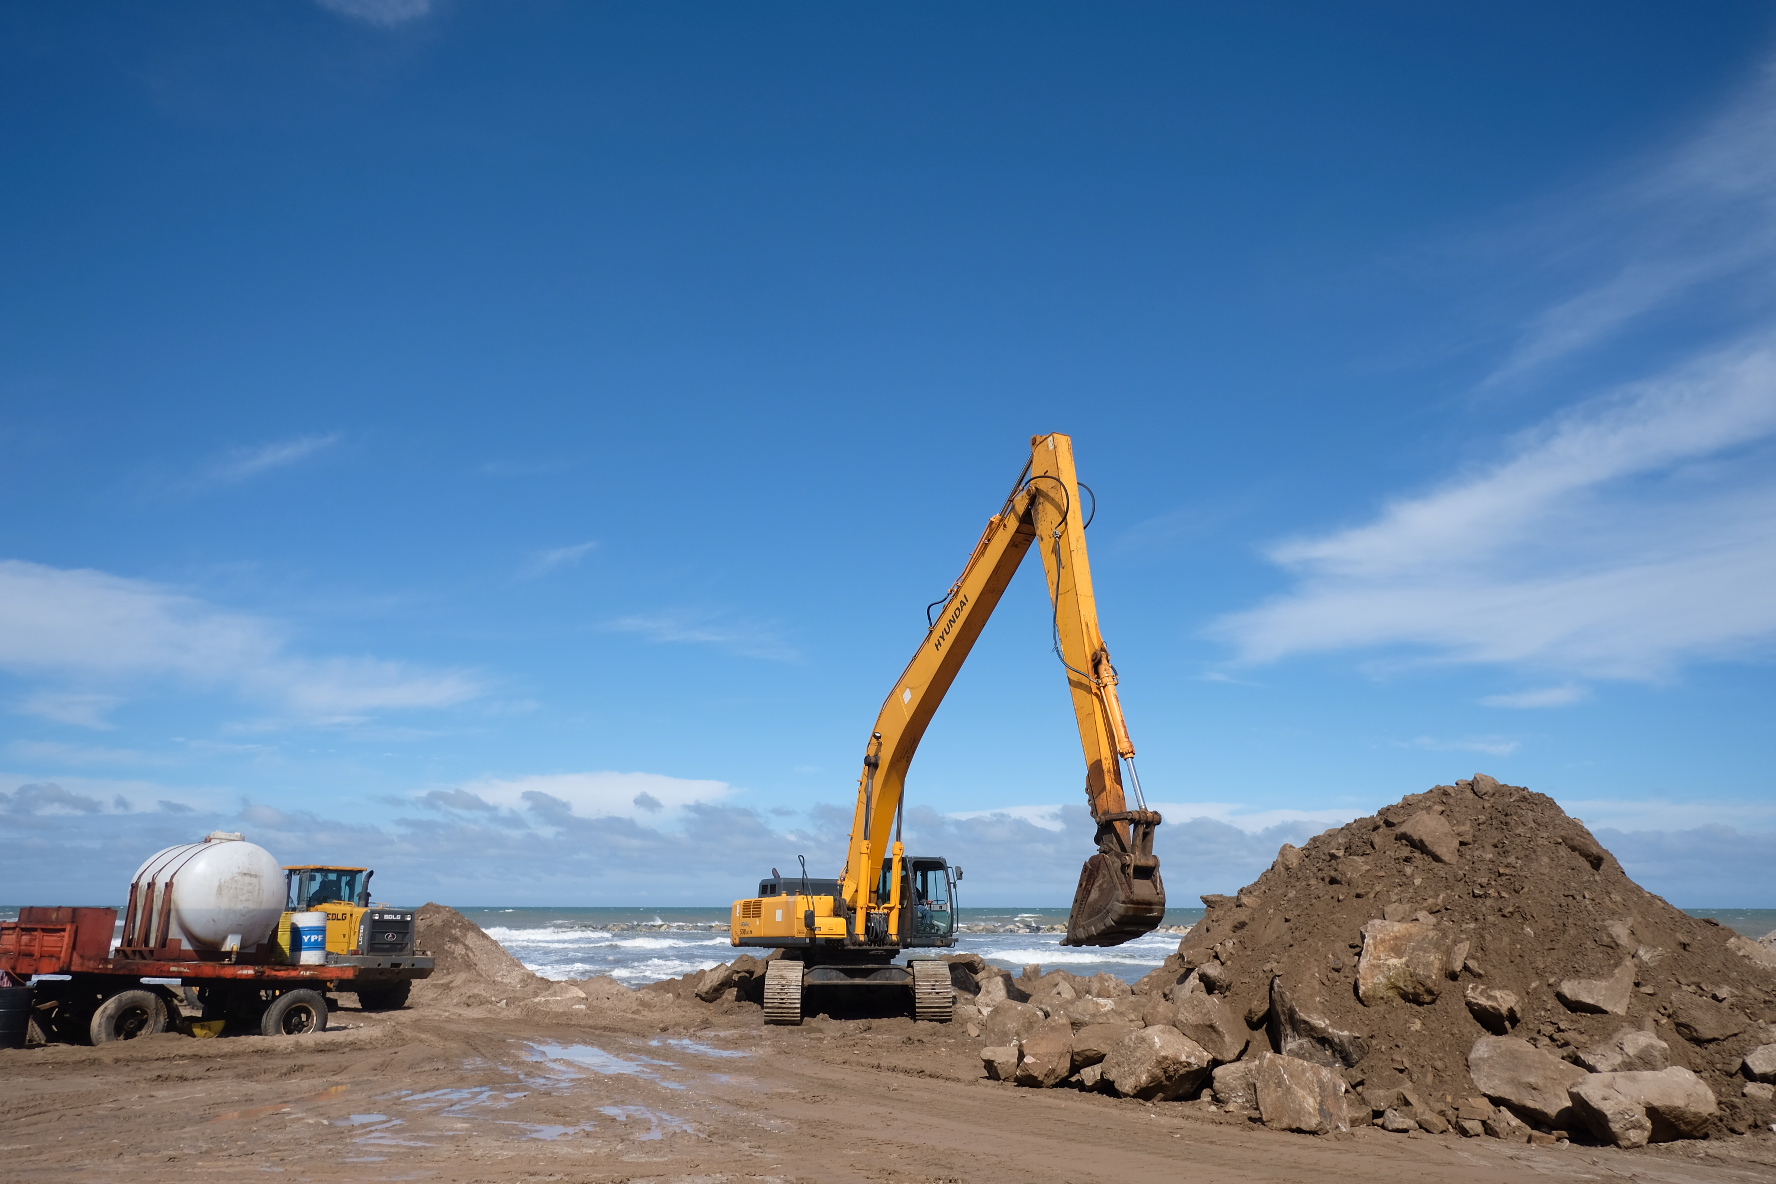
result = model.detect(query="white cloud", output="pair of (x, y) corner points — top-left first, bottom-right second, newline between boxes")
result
(1481, 684), (1589, 709)
(518, 541), (597, 579)
(432, 771), (733, 826)
(947, 800), (1356, 835)
(8, 740), (168, 767)
(313, 0), (433, 27)
(1488, 59), (1776, 384)
(0, 560), (482, 723)
(14, 690), (121, 729)
(1212, 340), (1776, 680)
(1214, 59), (1776, 686)
(607, 612), (798, 661)
(205, 433), (341, 484)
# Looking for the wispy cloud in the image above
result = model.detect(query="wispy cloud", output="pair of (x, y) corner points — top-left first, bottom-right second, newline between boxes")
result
(204, 433), (341, 484)
(313, 0), (433, 27)
(1481, 684), (1589, 709)
(518, 541), (597, 580)
(14, 690), (121, 729)
(8, 740), (168, 767)
(607, 611), (798, 661)
(1487, 60), (1776, 385)
(0, 560), (482, 724)
(1214, 59), (1776, 687)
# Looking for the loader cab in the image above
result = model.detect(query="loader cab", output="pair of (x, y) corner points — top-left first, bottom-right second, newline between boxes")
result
(879, 856), (957, 946)
(286, 866), (370, 910)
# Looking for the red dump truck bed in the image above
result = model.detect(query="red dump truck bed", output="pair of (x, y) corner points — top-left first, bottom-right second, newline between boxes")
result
(0, 906), (432, 985)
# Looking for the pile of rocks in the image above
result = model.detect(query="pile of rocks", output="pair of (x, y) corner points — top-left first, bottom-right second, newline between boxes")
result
(964, 776), (1776, 1148)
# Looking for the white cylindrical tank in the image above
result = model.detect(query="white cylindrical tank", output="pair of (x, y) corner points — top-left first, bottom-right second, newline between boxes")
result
(126, 832), (285, 955)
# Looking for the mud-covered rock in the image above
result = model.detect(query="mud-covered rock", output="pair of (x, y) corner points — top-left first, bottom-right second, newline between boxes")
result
(1070, 1023), (1129, 1069)
(1467, 1036), (1586, 1128)
(1568, 1068), (1718, 1148)
(1463, 984), (1520, 1034)
(1556, 959), (1634, 1016)
(1575, 1028), (1670, 1073)
(1395, 811), (1459, 864)
(1669, 995), (1745, 1044)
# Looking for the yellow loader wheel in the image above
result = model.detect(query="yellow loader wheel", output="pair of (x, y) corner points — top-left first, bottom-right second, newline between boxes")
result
(911, 959), (954, 1023)
(762, 959), (803, 1025)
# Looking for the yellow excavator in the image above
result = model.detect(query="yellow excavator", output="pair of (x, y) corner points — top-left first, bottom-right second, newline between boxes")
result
(730, 433), (1164, 1024)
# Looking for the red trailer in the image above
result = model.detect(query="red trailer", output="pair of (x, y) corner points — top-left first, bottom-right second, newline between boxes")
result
(1, 905), (434, 1045)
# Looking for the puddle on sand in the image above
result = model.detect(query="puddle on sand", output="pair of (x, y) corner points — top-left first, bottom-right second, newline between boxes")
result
(389, 1086), (528, 1116)
(498, 1122), (595, 1141)
(597, 1105), (699, 1141)
(650, 1036), (750, 1059)
(337, 1114), (389, 1126)
(525, 1042), (687, 1090)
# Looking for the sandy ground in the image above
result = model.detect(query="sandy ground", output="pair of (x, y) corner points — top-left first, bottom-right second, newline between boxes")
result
(5, 994), (1776, 1184)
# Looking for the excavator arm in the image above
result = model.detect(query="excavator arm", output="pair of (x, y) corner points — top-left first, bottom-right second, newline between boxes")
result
(839, 433), (1164, 948)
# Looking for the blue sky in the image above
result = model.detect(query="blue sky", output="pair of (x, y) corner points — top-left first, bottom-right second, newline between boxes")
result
(3, 2), (1775, 908)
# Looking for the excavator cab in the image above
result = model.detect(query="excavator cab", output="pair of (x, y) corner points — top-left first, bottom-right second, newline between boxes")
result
(880, 857), (956, 945)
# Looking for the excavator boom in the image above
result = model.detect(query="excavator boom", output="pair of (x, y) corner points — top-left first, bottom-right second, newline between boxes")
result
(839, 433), (1164, 947)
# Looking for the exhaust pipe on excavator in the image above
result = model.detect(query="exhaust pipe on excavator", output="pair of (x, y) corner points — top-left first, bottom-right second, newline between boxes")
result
(1062, 810), (1165, 947)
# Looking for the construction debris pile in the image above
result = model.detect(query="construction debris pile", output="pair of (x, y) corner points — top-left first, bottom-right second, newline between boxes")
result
(962, 775), (1776, 1148)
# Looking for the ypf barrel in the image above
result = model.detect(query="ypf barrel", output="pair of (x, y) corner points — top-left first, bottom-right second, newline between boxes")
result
(291, 911), (329, 966)
(0, 984), (34, 1049)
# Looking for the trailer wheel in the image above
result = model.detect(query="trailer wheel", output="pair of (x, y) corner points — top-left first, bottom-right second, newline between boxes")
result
(261, 989), (329, 1037)
(89, 989), (169, 1044)
(355, 980), (411, 1011)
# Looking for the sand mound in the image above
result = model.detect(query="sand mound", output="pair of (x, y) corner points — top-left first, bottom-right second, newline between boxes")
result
(1148, 775), (1776, 1137)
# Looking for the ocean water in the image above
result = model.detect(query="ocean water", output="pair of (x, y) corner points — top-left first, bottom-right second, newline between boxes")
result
(461, 906), (1207, 985)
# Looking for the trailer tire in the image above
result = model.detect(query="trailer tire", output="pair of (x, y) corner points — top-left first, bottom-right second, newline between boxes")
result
(355, 981), (411, 1012)
(261, 989), (329, 1037)
(89, 989), (169, 1044)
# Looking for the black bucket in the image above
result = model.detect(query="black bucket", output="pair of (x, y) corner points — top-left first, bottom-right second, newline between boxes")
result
(0, 984), (35, 1049)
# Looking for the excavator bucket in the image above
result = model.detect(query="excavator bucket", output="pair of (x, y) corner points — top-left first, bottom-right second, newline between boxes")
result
(1062, 810), (1165, 947)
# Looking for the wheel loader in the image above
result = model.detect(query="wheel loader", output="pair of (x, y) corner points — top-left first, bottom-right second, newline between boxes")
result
(731, 433), (1165, 1023)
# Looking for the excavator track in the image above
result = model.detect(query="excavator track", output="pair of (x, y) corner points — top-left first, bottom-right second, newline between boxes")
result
(910, 959), (954, 1023)
(763, 959), (803, 1025)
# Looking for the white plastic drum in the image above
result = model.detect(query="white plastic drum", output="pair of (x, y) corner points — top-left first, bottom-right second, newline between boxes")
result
(291, 911), (329, 965)
(127, 832), (286, 954)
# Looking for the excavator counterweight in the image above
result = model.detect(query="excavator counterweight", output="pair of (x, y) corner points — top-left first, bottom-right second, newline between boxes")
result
(730, 433), (1165, 1021)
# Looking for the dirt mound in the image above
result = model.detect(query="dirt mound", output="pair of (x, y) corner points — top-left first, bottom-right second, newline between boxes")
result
(1146, 775), (1776, 1139)
(412, 903), (581, 1009)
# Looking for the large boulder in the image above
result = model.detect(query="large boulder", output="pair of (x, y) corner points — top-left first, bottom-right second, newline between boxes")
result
(1211, 1059), (1260, 1110)
(1555, 960), (1634, 1016)
(1726, 936), (1776, 971)
(1395, 811), (1459, 864)
(1057, 995), (1121, 1027)
(1357, 920), (1452, 1005)
(1014, 1017), (1075, 1088)
(1467, 1036), (1586, 1128)
(1267, 978), (1369, 1068)
(1574, 1028), (1671, 1073)
(1255, 1053), (1351, 1134)
(1568, 1068), (1718, 1148)
(1167, 985), (1247, 1063)
(981, 999), (1046, 1048)
(1463, 984), (1520, 1035)
(1100, 1025), (1214, 1101)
